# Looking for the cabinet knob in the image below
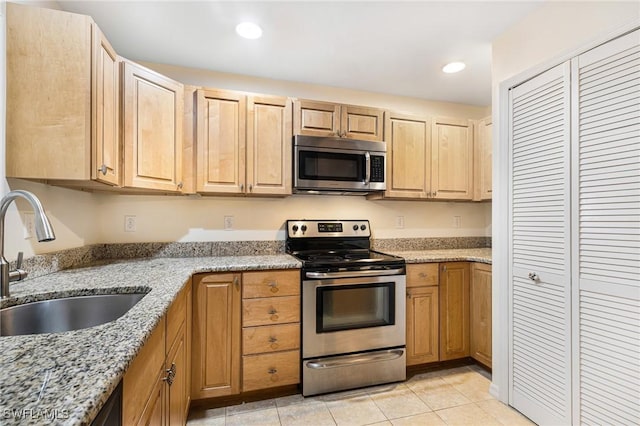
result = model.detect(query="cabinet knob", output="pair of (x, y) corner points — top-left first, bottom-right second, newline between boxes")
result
(528, 272), (539, 282)
(240, 184), (244, 191)
(249, 184), (253, 192)
(268, 281), (279, 293)
(233, 276), (240, 289)
(418, 272), (426, 279)
(98, 164), (108, 175)
(177, 182), (183, 190)
(268, 368), (279, 381)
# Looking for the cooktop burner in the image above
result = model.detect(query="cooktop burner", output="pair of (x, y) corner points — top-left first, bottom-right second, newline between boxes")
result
(285, 220), (405, 271)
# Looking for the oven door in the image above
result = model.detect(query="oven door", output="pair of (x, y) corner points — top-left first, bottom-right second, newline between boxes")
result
(302, 274), (406, 358)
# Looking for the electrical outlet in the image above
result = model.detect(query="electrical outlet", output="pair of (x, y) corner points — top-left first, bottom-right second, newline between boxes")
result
(453, 216), (461, 228)
(124, 215), (137, 232)
(23, 212), (35, 239)
(395, 216), (405, 229)
(224, 216), (234, 230)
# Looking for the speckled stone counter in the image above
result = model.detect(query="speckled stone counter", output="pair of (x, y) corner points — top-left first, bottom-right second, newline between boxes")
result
(386, 248), (492, 264)
(0, 255), (300, 425)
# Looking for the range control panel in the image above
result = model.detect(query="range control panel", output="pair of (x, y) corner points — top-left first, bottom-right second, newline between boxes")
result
(287, 220), (370, 238)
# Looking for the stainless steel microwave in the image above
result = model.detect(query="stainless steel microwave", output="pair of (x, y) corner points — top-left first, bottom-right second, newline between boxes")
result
(293, 135), (387, 194)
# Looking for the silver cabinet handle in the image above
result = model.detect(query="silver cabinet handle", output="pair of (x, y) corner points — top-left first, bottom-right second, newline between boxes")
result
(240, 183), (244, 191)
(177, 182), (183, 190)
(98, 164), (108, 175)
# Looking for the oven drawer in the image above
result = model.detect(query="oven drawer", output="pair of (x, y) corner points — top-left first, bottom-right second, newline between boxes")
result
(243, 270), (300, 298)
(242, 296), (300, 327)
(242, 350), (300, 391)
(407, 263), (439, 287)
(243, 323), (300, 355)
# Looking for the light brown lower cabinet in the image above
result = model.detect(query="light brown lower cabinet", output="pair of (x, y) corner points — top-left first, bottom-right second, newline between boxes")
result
(191, 273), (241, 399)
(241, 270), (300, 392)
(439, 262), (470, 361)
(123, 282), (190, 425)
(406, 286), (440, 365)
(470, 263), (492, 368)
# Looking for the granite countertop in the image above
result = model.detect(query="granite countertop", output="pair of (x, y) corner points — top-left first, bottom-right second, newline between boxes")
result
(387, 248), (492, 264)
(0, 248), (490, 425)
(0, 255), (300, 426)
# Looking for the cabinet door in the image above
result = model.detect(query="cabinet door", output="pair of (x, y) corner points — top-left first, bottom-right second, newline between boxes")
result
(293, 99), (340, 137)
(432, 117), (473, 200)
(92, 25), (120, 186)
(6, 3), (93, 180)
(470, 263), (492, 368)
(123, 318), (166, 426)
(137, 369), (164, 426)
(406, 286), (439, 365)
(197, 89), (246, 194)
(439, 262), (470, 360)
(385, 112), (431, 198)
(191, 273), (241, 399)
(166, 325), (186, 426)
(247, 95), (292, 195)
(574, 29), (640, 426)
(122, 61), (184, 191)
(473, 117), (492, 201)
(341, 105), (384, 141)
(509, 62), (572, 425)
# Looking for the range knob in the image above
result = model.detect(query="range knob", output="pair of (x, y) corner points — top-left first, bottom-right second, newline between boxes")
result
(360, 224), (367, 231)
(292, 225), (299, 232)
(301, 225), (307, 232)
(353, 224), (359, 231)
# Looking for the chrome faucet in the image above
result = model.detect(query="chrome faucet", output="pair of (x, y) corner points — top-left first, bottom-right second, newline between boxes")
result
(1, 190), (56, 299)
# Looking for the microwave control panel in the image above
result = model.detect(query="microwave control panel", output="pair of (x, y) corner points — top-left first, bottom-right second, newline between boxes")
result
(370, 156), (385, 182)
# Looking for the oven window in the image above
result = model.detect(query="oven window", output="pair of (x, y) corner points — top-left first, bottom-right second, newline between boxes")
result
(316, 282), (395, 333)
(299, 150), (364, 181)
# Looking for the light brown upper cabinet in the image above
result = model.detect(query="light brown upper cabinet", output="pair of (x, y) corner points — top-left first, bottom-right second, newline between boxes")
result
(473, 116), (493, 201)
(294, 99), (384, 142)
(6, 3), (120, 187)
(431, 117), (474, 200)
(382, 112), (432, 199)
(122, 61), (184, 192)
(196, 89), (292, 196)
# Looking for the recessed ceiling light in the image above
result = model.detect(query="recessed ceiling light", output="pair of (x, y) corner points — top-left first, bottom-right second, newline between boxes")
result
(236, 22), (263, 39)
(442, 62), (466, 73)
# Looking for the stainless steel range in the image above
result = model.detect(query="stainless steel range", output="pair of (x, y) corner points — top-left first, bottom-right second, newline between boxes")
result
(286, 219), (406, 396)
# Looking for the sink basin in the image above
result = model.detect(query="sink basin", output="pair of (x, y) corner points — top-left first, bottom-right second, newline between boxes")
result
(1, 293), (147, 336)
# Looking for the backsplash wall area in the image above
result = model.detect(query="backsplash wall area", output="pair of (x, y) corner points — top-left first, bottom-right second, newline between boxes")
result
(6, 178), (491, 263)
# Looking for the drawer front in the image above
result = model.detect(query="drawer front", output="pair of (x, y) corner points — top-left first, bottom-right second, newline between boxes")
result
(242, 350), (300, 391)
(407, 263), (439, 287)
(243, 270), (300, 298)
(243, 323), (300, 355)
(243, 296), (300, 327)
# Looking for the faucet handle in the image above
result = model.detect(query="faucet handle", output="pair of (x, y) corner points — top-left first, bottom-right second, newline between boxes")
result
(16, 252), (24, 269)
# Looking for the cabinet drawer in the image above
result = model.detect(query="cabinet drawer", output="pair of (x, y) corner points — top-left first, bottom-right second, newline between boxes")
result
(242, 350), (300, 391)
(243, 323), (300, 355)
(407, 263), (439, 287)
(243, 270), (300, 298)
(243, 296), (300, 327)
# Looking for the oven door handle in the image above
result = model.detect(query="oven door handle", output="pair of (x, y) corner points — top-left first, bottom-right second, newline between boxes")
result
(305, 268), (404, 279)
(306, 349), (404, 369)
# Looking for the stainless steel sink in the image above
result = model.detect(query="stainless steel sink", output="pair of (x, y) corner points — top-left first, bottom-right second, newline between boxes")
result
(0, 293), (147, 336)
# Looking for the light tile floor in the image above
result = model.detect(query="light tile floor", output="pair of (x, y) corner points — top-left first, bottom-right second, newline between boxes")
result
(187, 365), (535, 426)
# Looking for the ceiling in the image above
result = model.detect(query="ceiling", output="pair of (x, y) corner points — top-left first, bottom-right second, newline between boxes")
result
(58, 1), (543, 106)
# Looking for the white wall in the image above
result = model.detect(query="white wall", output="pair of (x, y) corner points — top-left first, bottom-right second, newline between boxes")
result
(490, 0), (640, 404)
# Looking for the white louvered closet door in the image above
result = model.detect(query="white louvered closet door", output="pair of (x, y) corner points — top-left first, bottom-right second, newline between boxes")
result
(572, 29), (640, 425)
(509, 62), (572, 425)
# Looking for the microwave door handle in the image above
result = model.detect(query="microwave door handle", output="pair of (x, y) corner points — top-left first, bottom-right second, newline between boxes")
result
(364, 151), (371, 185)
